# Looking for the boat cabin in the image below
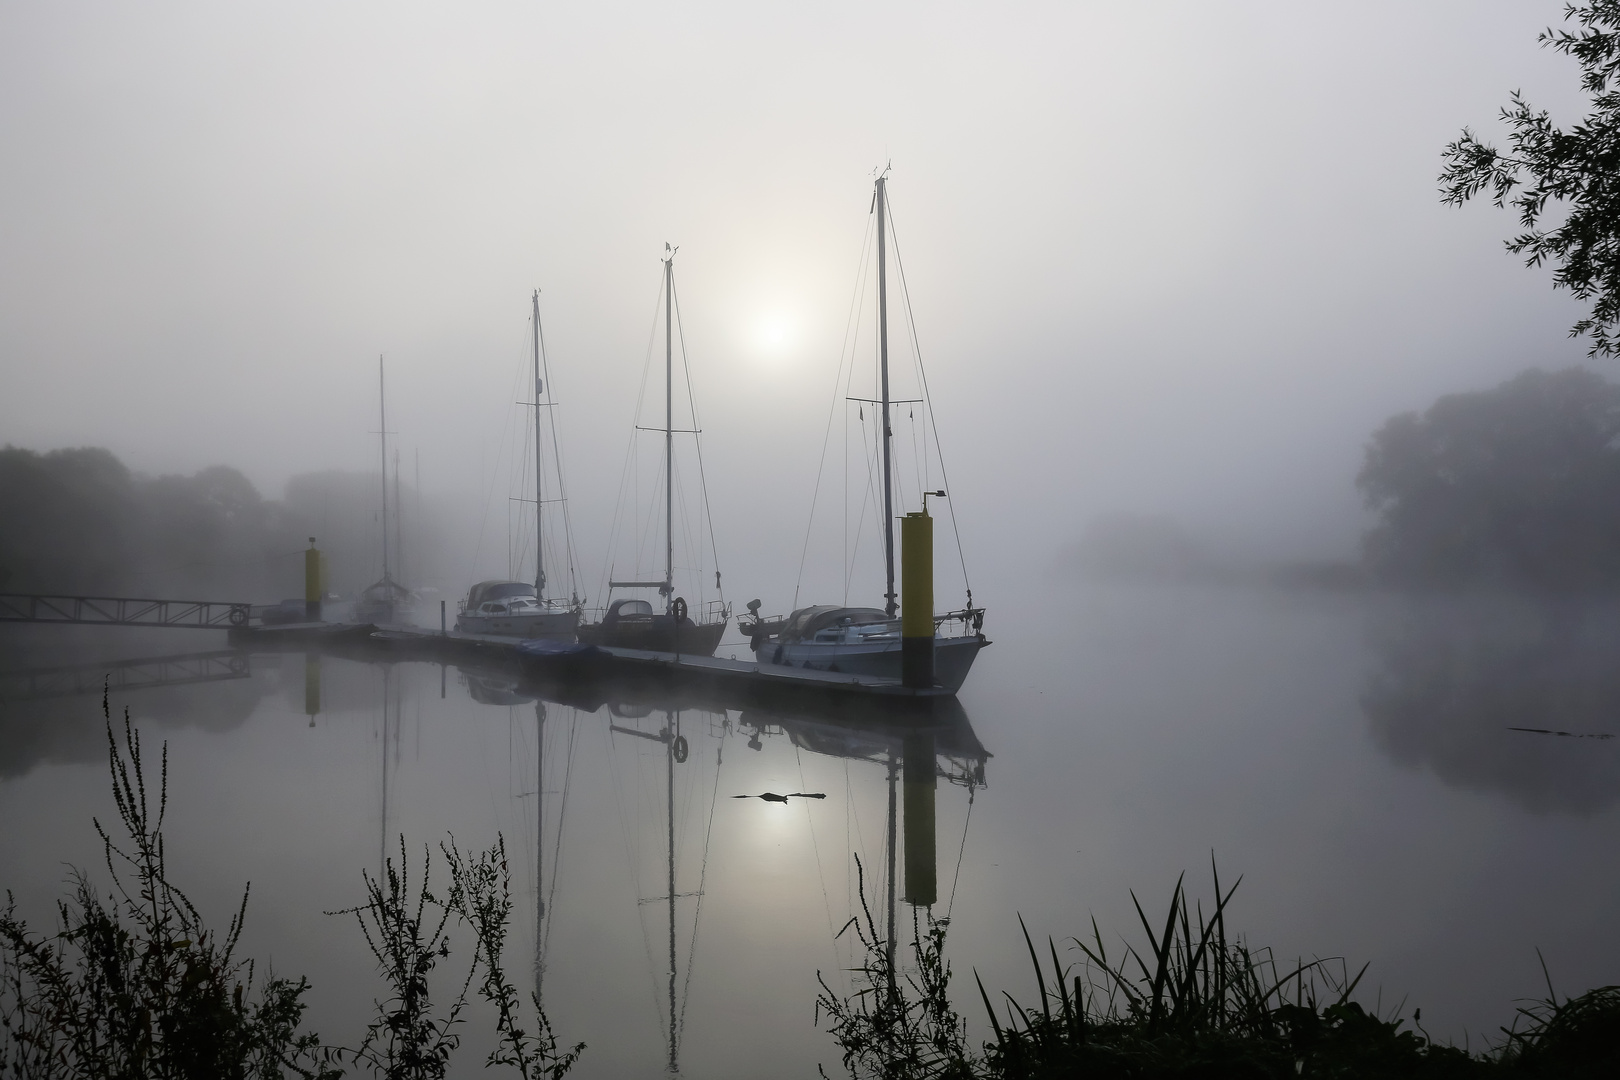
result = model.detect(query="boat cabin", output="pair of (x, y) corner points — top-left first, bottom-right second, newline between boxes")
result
(778, 606), (894, 643)
(599, 598), (657, 625)
(474, 596), (541, 617)
(462, 580), (539, 613)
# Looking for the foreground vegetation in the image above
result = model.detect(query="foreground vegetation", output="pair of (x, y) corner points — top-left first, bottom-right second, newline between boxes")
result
(0, 699), (581, 1079)
(818, 858), (1619, 1079)
(5, 705), (1614, 1078)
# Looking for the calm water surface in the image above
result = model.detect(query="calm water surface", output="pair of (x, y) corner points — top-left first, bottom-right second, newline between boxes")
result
(3, 580), (1618, 1076)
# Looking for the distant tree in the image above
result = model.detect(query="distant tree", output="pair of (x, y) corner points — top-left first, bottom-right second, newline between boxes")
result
(0, 444), (460, 602)
(1440, 0), (1620, 354)
(0, 446), (139, 594)
(1358, 368), (1620, 589)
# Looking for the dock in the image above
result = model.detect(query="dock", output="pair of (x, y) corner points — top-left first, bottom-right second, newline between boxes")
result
(228, 621), (962, 721)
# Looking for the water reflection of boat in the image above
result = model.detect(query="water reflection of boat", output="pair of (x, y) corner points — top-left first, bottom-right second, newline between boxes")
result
(606, 702), (723, 1075)
(527, 699), (578, 1006)
(460, 667), (535, 707)
(740, 695), (985, 935)
(578, 246), (728, 656)
(404, 653), (987, 1073)
(742, 174), (986, 689)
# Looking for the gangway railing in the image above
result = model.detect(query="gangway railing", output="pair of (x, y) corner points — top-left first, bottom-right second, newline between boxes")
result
(0, 594), (251, 629)
(0, 650), (251, 702)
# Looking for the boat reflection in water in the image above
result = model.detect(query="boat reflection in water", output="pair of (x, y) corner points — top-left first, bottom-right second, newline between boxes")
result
(448, 657), (986, 1076)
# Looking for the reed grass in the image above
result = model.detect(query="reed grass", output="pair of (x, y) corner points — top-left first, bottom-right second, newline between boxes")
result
(818, 856), (1619, 1079)
(0, 697), (582, 1080)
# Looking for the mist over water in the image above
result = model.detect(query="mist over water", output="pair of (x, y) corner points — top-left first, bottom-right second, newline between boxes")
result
(5, 1), (1620, 1074)
(6, 580), (1620, 1076)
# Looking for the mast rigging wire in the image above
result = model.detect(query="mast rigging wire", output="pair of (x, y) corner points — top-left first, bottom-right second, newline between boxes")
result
(882, 189), (975, 606)
(597, 277), (667, 608)
(534, 297), (582, 603)
(671, 275), (727, 611)
(794, 211), (876, 609)
(676, 729), (727, 1041)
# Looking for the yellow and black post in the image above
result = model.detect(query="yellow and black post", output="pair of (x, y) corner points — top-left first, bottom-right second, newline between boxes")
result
(901, 497), (941, 688)
(902, 731), (937, 907)
(304, 537), (323, 622)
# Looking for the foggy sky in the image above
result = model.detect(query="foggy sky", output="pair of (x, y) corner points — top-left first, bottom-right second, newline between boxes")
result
(0, 1), (1601, 605)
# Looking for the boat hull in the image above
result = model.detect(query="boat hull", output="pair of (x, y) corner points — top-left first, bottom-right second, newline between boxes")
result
(577, 617), (726, 656)
(456, 608), (580, 638)
(753, 633), (986, 692)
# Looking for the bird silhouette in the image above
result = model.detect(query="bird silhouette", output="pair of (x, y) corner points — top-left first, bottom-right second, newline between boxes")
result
(731, 792), (827, 802)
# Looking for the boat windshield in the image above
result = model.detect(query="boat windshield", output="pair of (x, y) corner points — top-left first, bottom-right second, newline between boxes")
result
(485, 582), (538, 601)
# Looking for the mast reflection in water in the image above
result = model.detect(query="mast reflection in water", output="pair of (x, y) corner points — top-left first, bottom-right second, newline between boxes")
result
(455, 649), (987, 1077)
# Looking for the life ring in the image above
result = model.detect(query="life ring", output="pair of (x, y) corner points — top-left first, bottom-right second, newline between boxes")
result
(673, 735), (689, 763)
(229, 605), (248, 626)
(672, 596), (688, 622)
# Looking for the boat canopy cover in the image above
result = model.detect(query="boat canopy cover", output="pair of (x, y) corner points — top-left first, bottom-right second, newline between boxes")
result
(780, 606), (892, 642)
(467, 580), (539, 606)
(361, 575), (414, 601)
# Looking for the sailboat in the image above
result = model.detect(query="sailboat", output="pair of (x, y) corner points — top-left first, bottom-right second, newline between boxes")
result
(742, 174), (986, 690)
(356, 356), (418, 626)
(578, 247), (728, 655)
(457, 292), (583, 638)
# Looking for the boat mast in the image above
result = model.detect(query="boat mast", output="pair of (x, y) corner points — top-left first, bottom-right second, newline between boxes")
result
(394, 448), (404, 585)
(533, 290), (547, 600)
(877, 176), (896, 617)
(379, 355), (390, 585)
(664, 248), (675, 611)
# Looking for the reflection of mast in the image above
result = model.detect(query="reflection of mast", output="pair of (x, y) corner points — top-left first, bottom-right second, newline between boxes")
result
(531, 700), (578, 1009)
(666, 711), (678, 1075)
(885, 751), (897, 972)
(535, 701), (546, 1002)
(380, 666), (389, 874)
(609, 707), (712, 1076)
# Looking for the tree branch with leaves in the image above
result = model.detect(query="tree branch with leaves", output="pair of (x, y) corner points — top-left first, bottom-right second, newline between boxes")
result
(1441, 0), (1620, 354)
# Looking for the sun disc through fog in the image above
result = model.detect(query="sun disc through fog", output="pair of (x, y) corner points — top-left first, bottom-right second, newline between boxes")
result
(753, 314), (797, 360)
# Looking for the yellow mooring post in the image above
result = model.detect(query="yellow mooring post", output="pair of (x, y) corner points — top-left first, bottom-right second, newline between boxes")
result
(304, 537), (322, 622)
(901, 509), (935, 688)
(903, 731), (938, 907)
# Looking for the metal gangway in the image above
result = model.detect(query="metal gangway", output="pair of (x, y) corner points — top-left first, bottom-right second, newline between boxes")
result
(0, 593), (251, 630)
(0, 650), (251, 703)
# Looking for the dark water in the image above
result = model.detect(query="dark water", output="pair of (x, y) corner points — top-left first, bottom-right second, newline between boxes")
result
(3, 581), (1619, 1076)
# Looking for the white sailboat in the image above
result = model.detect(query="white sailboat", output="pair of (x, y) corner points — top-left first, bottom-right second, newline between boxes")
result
(743, 174), (987, 690)
(457, 291), (582, 638)
(356, 356), (418, 626)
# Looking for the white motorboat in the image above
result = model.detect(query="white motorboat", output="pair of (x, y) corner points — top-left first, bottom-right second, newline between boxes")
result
(456, 579), (577, 637)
